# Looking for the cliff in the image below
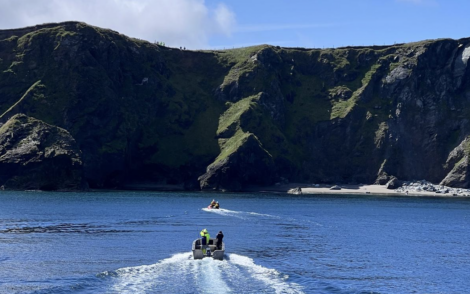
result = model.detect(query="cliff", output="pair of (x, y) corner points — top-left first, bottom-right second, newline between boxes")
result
(0, 22), (469, 191)
(0, 114), (83, 190)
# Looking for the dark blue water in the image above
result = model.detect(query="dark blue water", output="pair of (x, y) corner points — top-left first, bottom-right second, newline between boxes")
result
(1, 191), (469, 294)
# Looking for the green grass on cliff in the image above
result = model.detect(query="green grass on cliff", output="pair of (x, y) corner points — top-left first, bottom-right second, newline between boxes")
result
(452, 137), (470, 169)
(17, 26), (77, 50)
(217, 94), (258, 136)
(214, 129), (251, 163)
(213, 45), (269, 65)
(0, 80), (42, 120)
(330, 63), (381, 119)
(213, 45), (269, 88)
(216, 92), (296, 164)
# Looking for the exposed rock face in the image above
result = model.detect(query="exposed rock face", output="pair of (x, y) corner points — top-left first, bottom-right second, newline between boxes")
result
(198, 133), (275, 191)
(0, 114), (83, 190)
(375, 173), (391, 185)
(440, 137), (470, 188)
(1, 22), (470, 190)
(386, 177), (401, 189)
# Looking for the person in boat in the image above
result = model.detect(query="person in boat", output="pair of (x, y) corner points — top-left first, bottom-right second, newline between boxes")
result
(200, 228), (210, 255)
(214, 201), (220, 209)
(200, 228), (210, 247)
(210, 199), (216, 208)
(215, 230), (224, 250)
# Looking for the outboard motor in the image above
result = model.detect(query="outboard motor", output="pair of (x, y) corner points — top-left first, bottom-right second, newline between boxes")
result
(206, 247), (211, 257)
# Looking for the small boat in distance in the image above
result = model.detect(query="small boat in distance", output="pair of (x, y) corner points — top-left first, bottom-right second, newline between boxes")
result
(192, 238), (225, 260)
(208, 200), (220, 209)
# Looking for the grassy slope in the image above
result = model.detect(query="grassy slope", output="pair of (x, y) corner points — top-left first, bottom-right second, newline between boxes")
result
(0, 22), (451, 185)
(193, 43), (405, 179)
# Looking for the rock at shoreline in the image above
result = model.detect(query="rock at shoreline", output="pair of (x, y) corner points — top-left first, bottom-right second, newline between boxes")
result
(0, 114), (84, 190)
(288, 187), (302, 194)
(386, 177), (401, 189)
(440, 138), (470, 188)
(375, 173), (391, 185)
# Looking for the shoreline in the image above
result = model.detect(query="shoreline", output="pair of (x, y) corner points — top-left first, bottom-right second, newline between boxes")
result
(246, 183), (470, 198)
(4, 183), (467, 198)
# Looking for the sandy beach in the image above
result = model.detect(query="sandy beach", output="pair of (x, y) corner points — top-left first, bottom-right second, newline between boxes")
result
(121, 181), (469, 198)
(253, 183), (470, 198)
(298, 184), (422, 196)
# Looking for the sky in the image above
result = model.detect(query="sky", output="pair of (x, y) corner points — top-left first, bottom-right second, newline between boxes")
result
(0, 0), (469, 50)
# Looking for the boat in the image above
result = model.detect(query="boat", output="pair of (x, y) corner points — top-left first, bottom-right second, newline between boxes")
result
(207, 205), (219, 209)
(192, 238), (225, 260)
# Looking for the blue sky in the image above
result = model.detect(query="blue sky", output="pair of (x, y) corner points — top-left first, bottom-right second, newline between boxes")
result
(0, 0), (468, 50)
(210, 0), (469, 49)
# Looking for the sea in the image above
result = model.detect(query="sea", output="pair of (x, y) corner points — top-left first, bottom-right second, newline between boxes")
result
(0, 190), (469, 294)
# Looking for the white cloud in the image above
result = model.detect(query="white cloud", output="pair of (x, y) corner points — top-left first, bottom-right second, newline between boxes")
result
(0, 0), (237, 49)
(212, 3), (236, 36)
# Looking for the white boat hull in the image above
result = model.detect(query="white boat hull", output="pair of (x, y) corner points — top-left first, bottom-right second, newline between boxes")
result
(192, 238), (224, 260)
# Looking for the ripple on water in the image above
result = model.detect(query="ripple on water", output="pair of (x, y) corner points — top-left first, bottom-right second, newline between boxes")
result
(0, 223), (137, 234)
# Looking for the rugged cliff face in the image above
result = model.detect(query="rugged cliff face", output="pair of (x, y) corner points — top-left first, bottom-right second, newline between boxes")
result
(0, 114), (83, 190)
(0, 22), (469, 190)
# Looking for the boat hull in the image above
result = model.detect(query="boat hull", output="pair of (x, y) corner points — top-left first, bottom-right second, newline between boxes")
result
(192, 238), (224, 260)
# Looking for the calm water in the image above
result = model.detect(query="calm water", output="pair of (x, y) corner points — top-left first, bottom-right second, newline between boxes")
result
(1, 191), (469, 294)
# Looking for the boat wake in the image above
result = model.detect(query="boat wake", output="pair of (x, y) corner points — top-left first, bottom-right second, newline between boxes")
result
(101, 252), (304, 294)
(202, 208), (279, 220)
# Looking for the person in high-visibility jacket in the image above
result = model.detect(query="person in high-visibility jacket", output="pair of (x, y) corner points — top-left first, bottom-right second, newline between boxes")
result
(200, 229), (210, 255)
(200, 229), (210, 245)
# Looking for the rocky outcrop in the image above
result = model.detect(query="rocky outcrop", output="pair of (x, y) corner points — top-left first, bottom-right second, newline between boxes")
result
(198, 133), (275, 191)
(0, 114), (83, 190)
(440, 137), (470, 187)
(287, 187), (302, 194)
(386, 177), (401, 189)
(375, 173), (391, 185)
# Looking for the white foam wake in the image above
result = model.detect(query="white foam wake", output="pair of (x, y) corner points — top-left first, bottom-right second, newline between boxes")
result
(228, 254), (305, 294)
(202, 208), (278, 220)
(108, 252), (194, 293)
(108, 252), (232, 294)
(202, 208), (248, 219)
(105, 252), (304, 293)
(193, 257), (232, 294)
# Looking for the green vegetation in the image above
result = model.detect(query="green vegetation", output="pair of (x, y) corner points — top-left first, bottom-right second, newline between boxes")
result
(330, 63), (381, 119)
(214, 129), (251, 163)
(213, 45), (268, 65)
(214, 45), (268, 88)
(217, 94), (258, 136)
(452, 138), (470, 169)
(0, 80), (41, 120)
(1, 21), (465, 188)
(17, 26), (76, 50)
